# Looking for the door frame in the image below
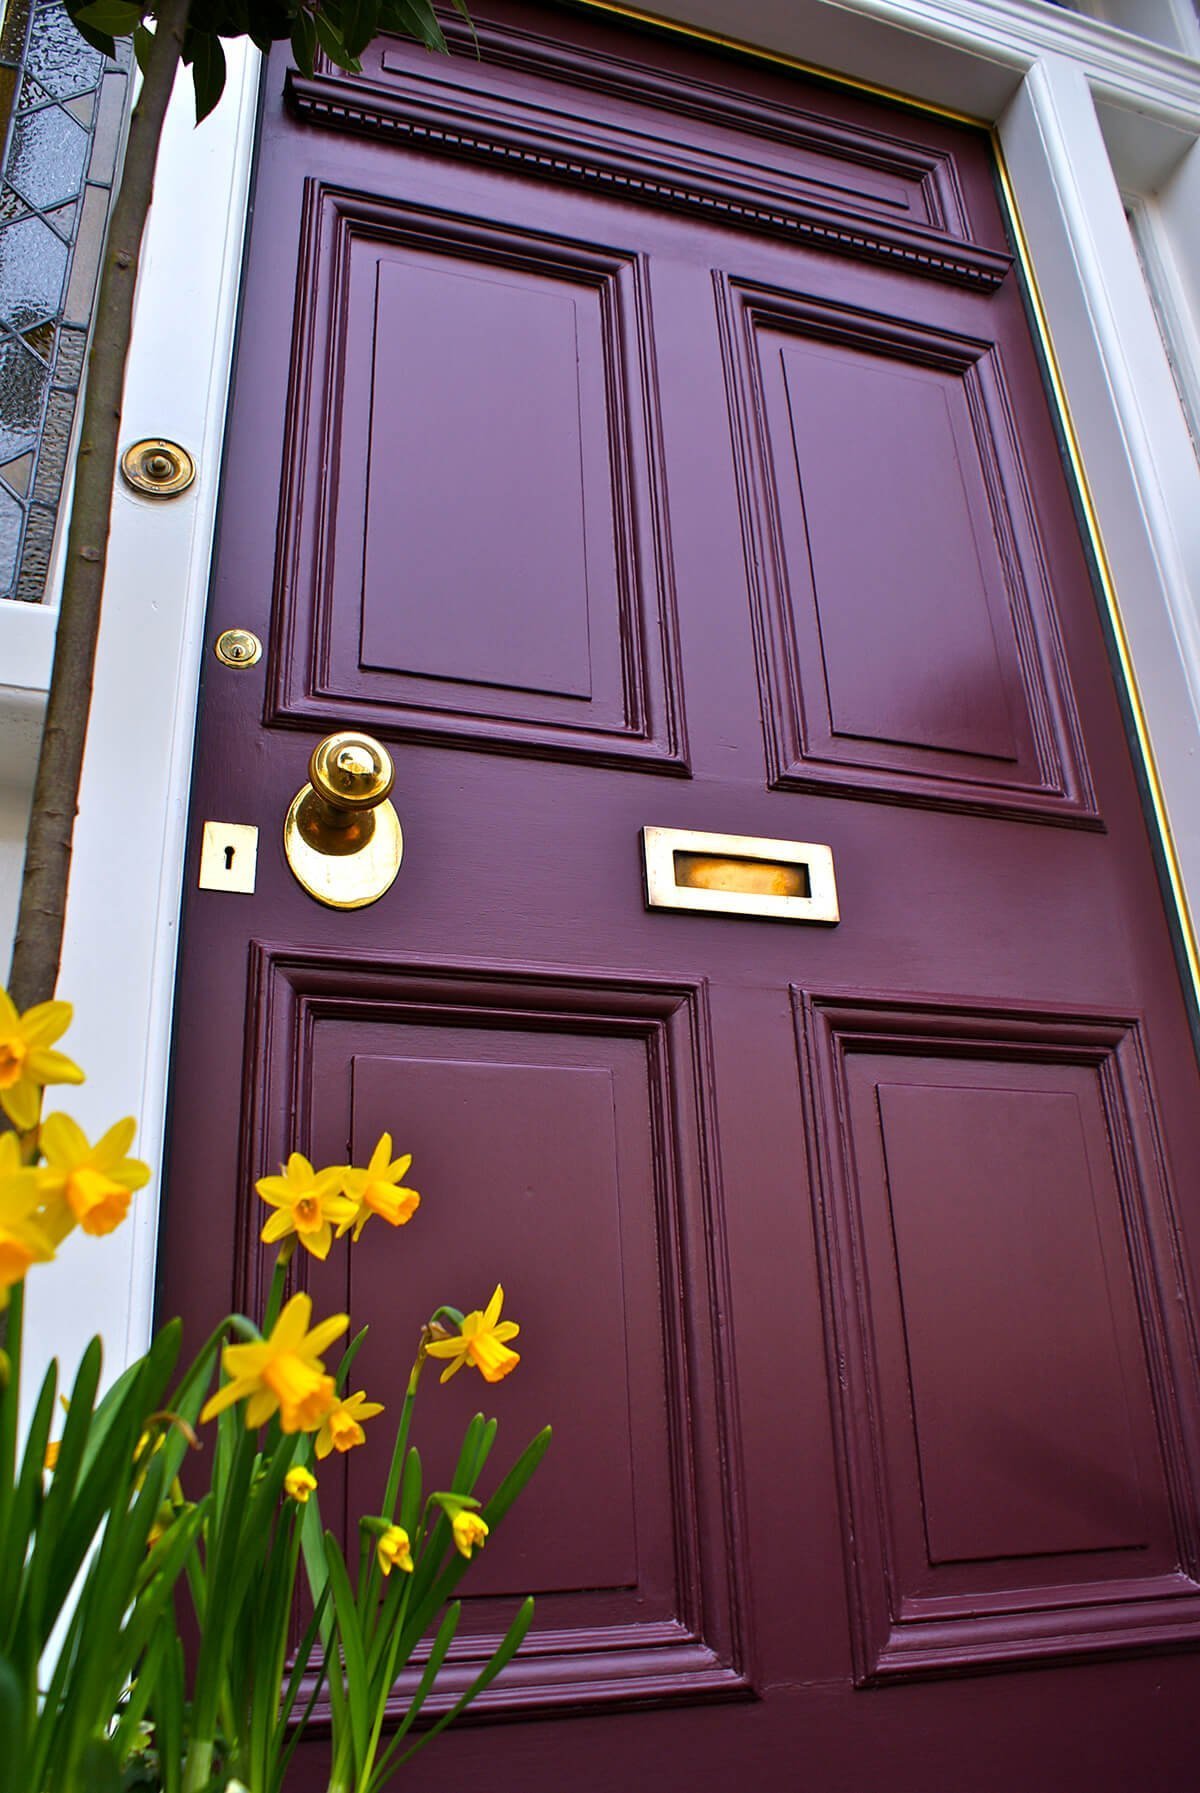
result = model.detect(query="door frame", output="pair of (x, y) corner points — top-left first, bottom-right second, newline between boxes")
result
(27, 0), (1200, 1386)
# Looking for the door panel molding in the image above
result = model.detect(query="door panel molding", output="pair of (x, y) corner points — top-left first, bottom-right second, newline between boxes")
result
(269, 180), (688, 772)
(795, 987), (1200, 1682)
(718, 274), (1099, 824)
(231, 945), (751, 1718)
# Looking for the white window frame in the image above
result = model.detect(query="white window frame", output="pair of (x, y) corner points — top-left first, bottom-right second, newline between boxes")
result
(12, 0), (1200, 1381)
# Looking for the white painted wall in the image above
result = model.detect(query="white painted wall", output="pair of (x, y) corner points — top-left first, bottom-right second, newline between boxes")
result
(2, 0), (1199, 1388)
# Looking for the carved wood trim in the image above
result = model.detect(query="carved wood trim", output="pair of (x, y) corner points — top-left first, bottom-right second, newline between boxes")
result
(285, 68), (1012, 292)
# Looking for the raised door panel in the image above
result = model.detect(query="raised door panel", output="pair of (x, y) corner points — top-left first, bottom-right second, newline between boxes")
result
(270, 184), (686, 769)
(239, 950), (748, 1719)
(719, 278), (1096, 822)
(796, 992), (1200, 1680)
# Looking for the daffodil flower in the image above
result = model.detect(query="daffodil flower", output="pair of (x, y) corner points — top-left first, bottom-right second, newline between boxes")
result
(200, 1292), (349, 1433)
(0, 991), (84, 1132)
(284, 1466), (318, 1504)
(37, 1114), (150, 1242)
(451, 1510), (489, 1559)
(337, 1133), (420, 1243)
(377, 1524), (414, 1576)
(0, 1131), (54, 1307)
(424, 1285), (520, 1384)
(314, 1389), (384, 1459)
(256, 1153), (358, 1261)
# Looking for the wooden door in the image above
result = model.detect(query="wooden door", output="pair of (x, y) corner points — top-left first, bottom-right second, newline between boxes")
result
(161, 6), (1200, 1785)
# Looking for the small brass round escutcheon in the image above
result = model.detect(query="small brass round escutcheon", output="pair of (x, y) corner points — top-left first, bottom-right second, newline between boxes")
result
(120, 438), (196, 498)
(214, 627), (263, 668)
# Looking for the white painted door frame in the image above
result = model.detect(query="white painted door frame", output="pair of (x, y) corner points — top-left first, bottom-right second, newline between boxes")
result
(21, 0), (1200, 1380)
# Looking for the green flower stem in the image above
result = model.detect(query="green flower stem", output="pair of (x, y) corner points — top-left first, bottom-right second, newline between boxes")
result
(0, 1278), (24, 1559)
(360, 1344), (426, 1615)
(262, 1238), (296, 1334)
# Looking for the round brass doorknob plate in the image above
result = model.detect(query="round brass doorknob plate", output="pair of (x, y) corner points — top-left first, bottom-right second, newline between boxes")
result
(284, 787), (403, 908)
(284, 728), (403, 908)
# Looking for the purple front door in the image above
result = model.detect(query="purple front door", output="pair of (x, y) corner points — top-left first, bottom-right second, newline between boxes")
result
(161, 5), (1200, 1785)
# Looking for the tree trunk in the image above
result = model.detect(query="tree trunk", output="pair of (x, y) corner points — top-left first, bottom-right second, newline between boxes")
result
(6, 0), (192, 1012)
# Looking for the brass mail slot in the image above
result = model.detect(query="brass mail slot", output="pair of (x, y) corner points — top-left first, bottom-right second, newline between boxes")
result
(641, 826), (839, 923)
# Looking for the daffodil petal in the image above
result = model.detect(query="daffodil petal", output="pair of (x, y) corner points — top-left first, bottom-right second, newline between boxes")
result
(91, 1116), (137, 1167)
(272, 1292), (314, 1352)
(200, 1377), (254, 1424)
(245, 1386), (280, 1428)
(19, 1001), (73, 1049)
(1, 1084), (38, 1131)
(483, 1285), (504, 1329)
(261, 1208), (294, 1244)
(300, 1222), (332, 1260)
(223, 1340), (270, 1378)
(304, 1312), (350, 1357)
(39, 1112), (87, 1168)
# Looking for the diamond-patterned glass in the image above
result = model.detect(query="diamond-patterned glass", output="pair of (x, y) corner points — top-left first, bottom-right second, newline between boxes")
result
(0, 1), (129, 599)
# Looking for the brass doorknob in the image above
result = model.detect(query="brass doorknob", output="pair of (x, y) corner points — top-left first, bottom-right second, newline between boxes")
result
(308, 731), (395, 821)
(284, 730), (403, 909)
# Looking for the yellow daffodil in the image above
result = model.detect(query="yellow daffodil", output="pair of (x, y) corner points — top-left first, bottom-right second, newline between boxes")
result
(37, 1113), (150, 1241)
(284, 1466), (318, 1504)
(451, 1510), (489, 1559)
(0, 991), (84, 1132)
(200, 1292), (349, 1434)
(315, 1389), (384, 1460)
(256, 1153), (358, 1261)
(377, 1524), (414, 1576)
(0, 1132), (54, 1307)
(424, 1286), (520, 1385)
(338, 1133), (420, 1243)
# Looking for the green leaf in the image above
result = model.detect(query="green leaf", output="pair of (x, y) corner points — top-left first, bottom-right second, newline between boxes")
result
(388, 0), (446, 51)
(185, 28), (227, 122)
(339, 0), (379, 58)
(312, 7), (361, 70)
(67, 13), (116, 55)
(323, 1532), (371, 1766)
(0, 1652), (27, 1786)
(290, 9), (317, 76)
(399, 1445), (421, 1537)
(78, 1735), (123, 1793)
(73, 0), (143, 32)
(132, 22), (154, 73)
(396, 1597), (535, 1766)
(366, 1601), (458, 1788)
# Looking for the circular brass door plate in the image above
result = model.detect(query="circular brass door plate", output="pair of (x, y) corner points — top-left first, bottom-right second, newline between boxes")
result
(120, 438), (196, 497)
(284, 788), (404, 909)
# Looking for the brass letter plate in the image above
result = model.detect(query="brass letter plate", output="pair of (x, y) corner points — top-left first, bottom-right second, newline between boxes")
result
(641, 826), (838, 924)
